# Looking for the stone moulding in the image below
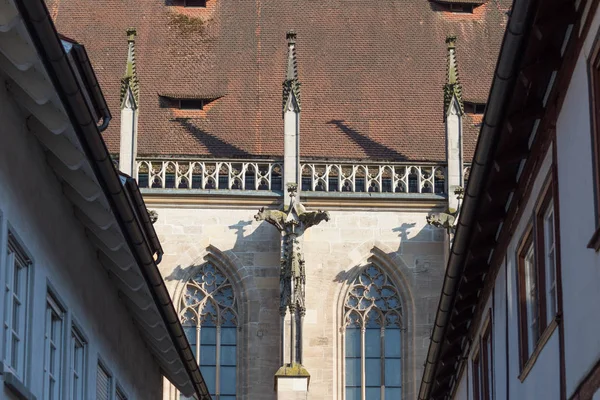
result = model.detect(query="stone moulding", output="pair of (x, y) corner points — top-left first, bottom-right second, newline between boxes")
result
(135, 158), (471, 196)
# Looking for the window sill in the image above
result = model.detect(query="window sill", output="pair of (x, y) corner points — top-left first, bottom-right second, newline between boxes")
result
(1, 363), (36, 400)
(587, 226), (600, 251)
(518, 315), (560, 382)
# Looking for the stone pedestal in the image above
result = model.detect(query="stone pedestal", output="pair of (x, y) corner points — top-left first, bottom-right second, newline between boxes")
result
(275, 364), (310, 400)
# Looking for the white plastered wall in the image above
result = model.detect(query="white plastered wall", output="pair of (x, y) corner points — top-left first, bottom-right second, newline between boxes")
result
(0, 74), (162, 399)
(451, 147), (561, 400)
(556, 7), (600, 397)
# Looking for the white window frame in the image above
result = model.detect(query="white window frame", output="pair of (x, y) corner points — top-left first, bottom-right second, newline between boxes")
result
(543, 203), (557, 321)
(70, 323), (87, 400)
(44, 292), (65, 400)
(3, 230), (32, 382)
(523, 243), (539, 358)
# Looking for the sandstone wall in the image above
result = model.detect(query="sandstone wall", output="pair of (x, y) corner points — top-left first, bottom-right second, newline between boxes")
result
(152, 204), (446, 400)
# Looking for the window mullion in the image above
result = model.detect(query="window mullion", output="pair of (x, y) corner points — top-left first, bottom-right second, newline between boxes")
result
(380, 326), (385, 400)
(216, 325), (221, 397)
(3, 252), (15, 366)
(196, 325), (201, 365)
(361, 326), (366, 400)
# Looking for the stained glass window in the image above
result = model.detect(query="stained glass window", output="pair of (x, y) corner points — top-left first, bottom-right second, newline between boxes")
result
(344, 265), (402, 400)
(179, 263), (238, 399)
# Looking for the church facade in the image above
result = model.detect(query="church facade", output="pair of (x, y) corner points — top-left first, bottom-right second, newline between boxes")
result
(49, 1), (509, 399)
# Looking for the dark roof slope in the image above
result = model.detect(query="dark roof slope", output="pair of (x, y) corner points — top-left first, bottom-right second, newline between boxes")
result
(51, 0), (508, 162)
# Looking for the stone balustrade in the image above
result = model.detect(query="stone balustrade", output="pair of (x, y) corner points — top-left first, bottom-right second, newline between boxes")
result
(135, 159), (451, 194)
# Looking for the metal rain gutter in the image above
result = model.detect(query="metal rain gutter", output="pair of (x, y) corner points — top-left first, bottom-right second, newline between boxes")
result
(12, 0), (210, 397)
(418, 0), (536, 397)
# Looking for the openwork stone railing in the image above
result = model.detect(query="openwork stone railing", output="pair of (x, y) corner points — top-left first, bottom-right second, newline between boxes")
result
(136, 159), (448, 194)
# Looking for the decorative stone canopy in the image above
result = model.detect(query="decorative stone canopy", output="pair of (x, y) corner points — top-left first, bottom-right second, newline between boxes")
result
(120, 28), (140, 109)
(443, 35), (464, 120)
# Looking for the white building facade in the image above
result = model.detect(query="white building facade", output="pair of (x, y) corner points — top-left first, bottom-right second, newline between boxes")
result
(419, 0), (600, 399)
(0, 0), (210, 398)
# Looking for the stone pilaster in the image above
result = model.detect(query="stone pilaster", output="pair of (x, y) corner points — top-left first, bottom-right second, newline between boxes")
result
(282, 31), (301, 206)
(119, 28), (139, 176)
(444, 35), (464, 213)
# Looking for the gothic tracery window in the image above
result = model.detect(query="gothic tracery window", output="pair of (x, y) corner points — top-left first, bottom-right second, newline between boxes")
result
(180, 263), (238, 400)
(345, 265), (402, 400)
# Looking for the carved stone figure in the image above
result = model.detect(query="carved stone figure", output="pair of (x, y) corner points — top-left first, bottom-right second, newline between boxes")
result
(426, 212), (456, 232)
(254, 183), (329, 365)
(254, 207), (287, 231)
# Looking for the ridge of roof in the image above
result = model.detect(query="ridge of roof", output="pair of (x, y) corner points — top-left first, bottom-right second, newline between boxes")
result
(443, 35), (464, 120)
(282, 30), (301, 115)
(120, 27), (140, 108)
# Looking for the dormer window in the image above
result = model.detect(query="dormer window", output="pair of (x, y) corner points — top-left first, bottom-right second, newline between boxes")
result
(464, 102), (486, 114)
(183, 0), (206, 6)
(179, 99), (204, 110)
(159, 95), (221, 110)
(431, 0), (484, 13)
(448, 3), (474, 12)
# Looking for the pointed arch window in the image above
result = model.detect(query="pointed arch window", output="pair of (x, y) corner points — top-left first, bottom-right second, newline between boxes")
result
(179, 263), (238, 400)
(344, 265), (402, 400)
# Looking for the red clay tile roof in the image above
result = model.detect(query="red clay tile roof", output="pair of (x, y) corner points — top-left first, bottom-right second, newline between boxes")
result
(51, 0), (509, 162)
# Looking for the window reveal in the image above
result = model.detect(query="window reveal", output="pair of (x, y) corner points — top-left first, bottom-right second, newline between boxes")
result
(344, 265), (403, 400)
(3, 232), (31, 380)
(70, 327), (86, 400)
(517, 180), (559, 370)
(471, 316), (493, 400)
(44, 293), (64, 400)
(180, 263), (238, 399)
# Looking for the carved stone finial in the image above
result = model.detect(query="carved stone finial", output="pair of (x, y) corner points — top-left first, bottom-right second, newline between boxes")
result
(283, 31), (301, 115)
(443, 35), (463, 120)
(120, 27), (140, 108)
(287, 182), (298, 197)
(287, 30), (296, 45)
(127, 27), (137, 42)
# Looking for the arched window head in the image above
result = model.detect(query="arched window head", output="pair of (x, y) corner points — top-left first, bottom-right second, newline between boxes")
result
(344, 264), (402, 400)
(179, 263), (238, 400)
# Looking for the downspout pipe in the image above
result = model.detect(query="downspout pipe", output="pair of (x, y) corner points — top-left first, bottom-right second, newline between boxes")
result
(71, 44), (112, 132)
(14, 0), (209, 398)
(418, 0), (536, 398)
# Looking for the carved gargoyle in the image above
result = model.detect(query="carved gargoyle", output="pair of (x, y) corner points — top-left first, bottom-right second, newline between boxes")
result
(254, 207), (287, 231)
(426, 212), (456, 232)
(147, 209), (158, 224)
(299, 209), (330, 228)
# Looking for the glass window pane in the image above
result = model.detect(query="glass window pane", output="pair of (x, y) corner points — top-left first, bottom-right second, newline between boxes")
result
(365, 358), (381, 386)
(200, 345), (216, 365)
(201, 327), (216, 345)
(221, 345), (237, 366)
(222, 327), (237, 345)
(385, 387), (402, 399)
(365, 329), (381, 357)
(346, 387), (361, 400)
(201, 366), (216, 394)
(221, 397), (236, 400)
(385, 329), (401, 358)
(220, 366), (237, 394)
(346, 328), (360, 357)
(345, 357), (361, 386)
(184, 326), (196, 344)
(366, 387), (382, 400)
(385, 358), (402, 387)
